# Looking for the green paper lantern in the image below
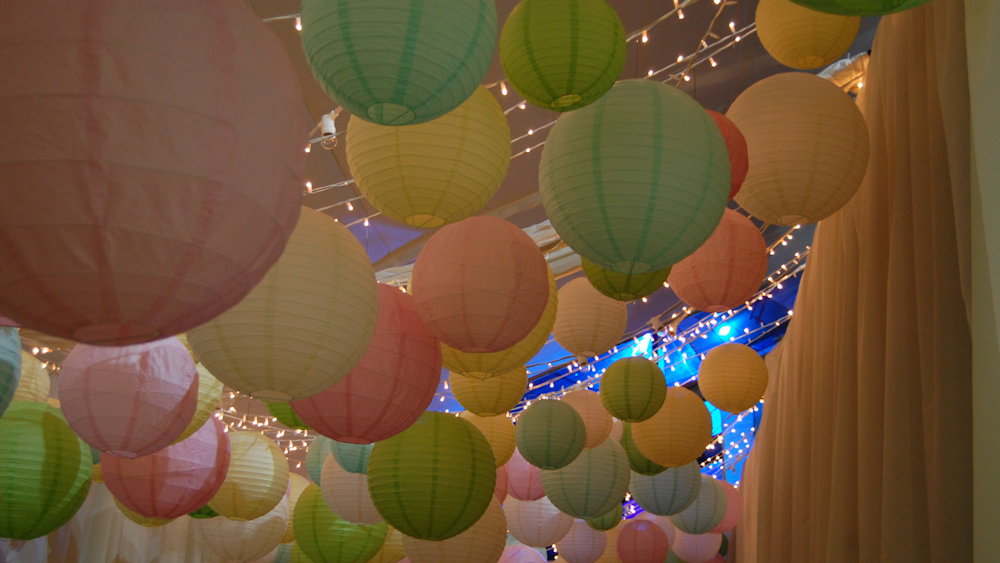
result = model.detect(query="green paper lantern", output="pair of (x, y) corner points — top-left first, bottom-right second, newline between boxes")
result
(620, 423), (666, 476)
(290, 543), (311, 563)
(665, 551), (681, 563)
(267, 402), (311, 430)
(306, 436), (336, 484)
(668, 475), (727, 534)
(585, 505), (622, 531)
(514, 399), (587, 470)
(499, 0), (626, 112)
(582, 258), (671, 302)
(295, 484), (388, 563)
(190, 504), (220, 519)
(540, 439), (630, 518)
(539, 80), (730, 274)
(0, 327), (21, 416)
(301, 0), (498, 126)
(0, 401), (92, 540)
(333, 441), (375, 474)
(629, 462), (702, 516)
(368, 412), (496, 540)
(719, 534), (729, 556)
(600, 358), (667, 422)
(272, 544), (294, 563)
(789, 0), (929, 15)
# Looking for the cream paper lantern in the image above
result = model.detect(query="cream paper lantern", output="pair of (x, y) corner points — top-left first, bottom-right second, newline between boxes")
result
(671, 531), (722, 563)
(629, 462), (702, 516)
(553, 278), (628, 358)
(500, 544), (548, 563)
(174, 364), (224, 443)
(728, 72), (870, 226)
(631, 387), (712, 468)
(668, 476), (727, 534)
(450, 367), (528, 416)
(557, 520), (608, 563)
(756, 0), (860, 69)
(403, 497), (507, 563)
(370, 526), (407, 563)
(208, 432), (289, 521)
(283, 473), (311, 544)
(541, 440), (630, 519)
(189, 207), (379, 401)
(321, 453), (382, 524)
(14, 351), (50, 402)
(198, 496), (290, 562)
(460, 412), (517, 466)
(562, 390), (613, 449)
(697, 343), (769, 413)
(504, 496), (574, 547)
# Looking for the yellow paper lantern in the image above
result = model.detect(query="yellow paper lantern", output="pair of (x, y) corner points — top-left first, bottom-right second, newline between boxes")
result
(209, 432), (289, 521)
(756, 0), (860, 69)
(593, 524), (621, 563)
(346, 86), (510, 228)
(370, 526), (407, 563)
(459, 411), (517, 466)
(197, 496), (290, 562)
(403, 497), (507, 563)
(442, 267), (558, 379)
(630, 388), (712, 468)
(450, 367), (528, 416)
(321, 453), (382, 524)
(92, 462), (104, 484)
(114, 496), (173, 528)
(562, 390), (613, 449)
(283, 473), (311, 544)
(14, 351), (50, 402)
(189, 207), (379, 401)
(504, 496), (574, 547)
(174, 364), (224, 443)
(697, 343), (769, 414)
(728, 72), (870, 226)
(553, 279), (627, 358)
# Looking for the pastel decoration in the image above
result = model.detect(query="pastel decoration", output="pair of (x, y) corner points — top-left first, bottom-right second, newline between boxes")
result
(671, 531), (722, 563)
(616, 519), (670, 563)
(346, 87), (510, 228)
(709, 481), (743, 533)
(757, 0), (860, 69)
(515, 399), (587, 470)
(558, 520), (608, 563)
(698, 343), (770, 413)
(631, 387), (713, 468)
(59, 338), (197, 458)
(552, 279), (628, 358)
(789, 0), (929, 16)
(0, 328), (20, 415)
(174, 365), (224, 443)
(333, 441), (375, 474)
(370, 526), (407, 563)
(609, 419), (624, 443)
(289, 285), (440, 443)
(562, 390), (613, 449)
(294, 484), (388, 563)
(496, 464), (510, 503)
(668, 477), (727, 534)
(0, 0), (307, 345)
(283, 473), (312, 544)
(621, 422), (667, 475)
(450, 367), (528, 416)
(321, 453), (383, 524)
(14, 351), (50, 402)
(582, 258), (671, 302)
(290, 543), (311, 563)
(585, 505), (623, 532)
(629, 462), (702, 516)
(499, 544), (548, 563)
(208, 432), (289, 521)
(306, 436), (336, 484)
(114, 496), (173, 527)
(728, 72), (869, 226)
(506, 448), (545, 501)
(267, 402), (311, 431)
(460, 411), (517, 466)
(705, 111), (749, 200)
(593, 525), (622, 563)
(667, 209), (768, 314)
(410, 216), (549, 353)
(540, 440), (630, 518)
(504, 496), (574, 547)
(0, 402), (92, 540)
(198, 496), (290, 562)
(403, 497), (507, 563)
(600, 359), (666, 423)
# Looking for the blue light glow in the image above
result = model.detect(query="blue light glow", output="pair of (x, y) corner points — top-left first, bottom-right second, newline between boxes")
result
(718, 325), (732, 337)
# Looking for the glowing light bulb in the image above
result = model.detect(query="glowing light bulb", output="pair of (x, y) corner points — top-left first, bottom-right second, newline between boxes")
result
(519, 103), (526, 110)
(501, 82), (508, 96)
(305, 145), (311, 153)
(295, 17), (302, 31)
(642, 30), (649, 43)
(710, 57), (718, 67)
(363, 218), (369, 226)
(346, 202), (353, 211)
(648, 70), (654, 76)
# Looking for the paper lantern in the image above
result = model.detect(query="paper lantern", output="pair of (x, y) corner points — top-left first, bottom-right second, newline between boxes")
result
(709, 481), (743, 533)
(102, 418), (230, 520)
(370, 526), (407, 563)
(789, 0), (928, 15)
(620, 423), (666, 476)
(300, 0), (497, 126)
(562, 390), (613, 449)
(250, 545), (293, 563)
(558, 520), (608, 563)
(0, 0), (307, 345)
(600, 359), (666, 423)
(671, 532), (722, 563)
(283, 473), (312, 544)
(442, 267), (558, 379)
(0, 328), (20, 416)
(629, 462), (702, 516)
(506, 448), (545, 501)
(404, 497), (506, 563)
(698, 343), (769, 413)
(322, 453), (382, 524)
(499, 0), (626, 112)
(496, 464), (510, 503)
(728, 72), (869, 226)
(411, 216), (549, 353)
(14, 351), (50, 402)
(209, 432), (289, 521)
(609, 419), (624, 442)
(593, 525), (621, 563)
(585, 506), (622, 531)
(189, 207), (379, 401)
(198, 496), (289, 562)
(174, 365), (224, 443)
(504, 496), (574, 547)
(667, 209), (768, 314)
(540, 79), (729, 273)
(333, 441), (375, 474)
(59, 338), (197, 458)
(541, 440), (630, 518)
(582, 259), (671, 302)
(500, 544), (548, 563)
(552, 279), (628, 358)
(295, 484), (388, 563)
(289, 284), (440, 443)
(268, 402), (311, 431)
(515, 399), (587, 470)
(757, 0), (860, 69)
(368, 412), (496, 540)
(347, 87), (510, 228)
(450, 367), (528, 416)
(114, 496), (173, 527)
(705, 111), (749, 200)
(460, 412), (517, 466)
(616, 519), (669, 563)
(0, 402), (92, 540)
(668, 477), (727, 534)
(650, 514), (677, 545)
(291, 543), (311, 563)
(631, 387), (712, 468)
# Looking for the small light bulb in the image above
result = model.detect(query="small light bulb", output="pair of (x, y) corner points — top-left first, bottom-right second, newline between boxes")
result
(346, 202), (353, 211)
(519, 102), (526, 109)
(305, 181), (312, 193)
(678, 9), (684, 18)
(710, 57), (718, 67)
(641, 297), (648, 303)
(683, 74), (691, 81)
(641, 30), (649, 43)
(857, 82), (864, 88)
(304, 145), (311, 153)
(528, 129), (534, 135)
(678, 54), (684, 62)
(735, 35), (741, 42)
(501, 82), (508, 96)
(648, 70), (654, 76)
(363, 218), (370, 227)
(525, 147), (531, 153)
(295, 17), (302, 31)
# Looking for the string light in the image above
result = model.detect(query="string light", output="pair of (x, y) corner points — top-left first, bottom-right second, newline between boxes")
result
(642, 30), (649, 43)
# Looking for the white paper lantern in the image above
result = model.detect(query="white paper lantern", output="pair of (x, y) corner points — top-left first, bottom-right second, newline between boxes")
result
(504, 496), (574, 547)
(197, 496), (289, 562)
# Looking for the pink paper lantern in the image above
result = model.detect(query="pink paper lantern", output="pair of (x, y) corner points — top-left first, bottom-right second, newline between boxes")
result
(668, 209), (768, 313)
(710, 481), (743, 533)
(0, 0), (309, 346)
(59, 337), (197, 458)
(706, 111), (749, 200)
(672, 531), (722, 563)
(495, 464), (509, 503)
(557, 520), (607, 563)
(410, 217), (549, 353)
(617, 519), (670, 563)
(499, 545), (547, 563)
(506, 448), (545, 501)
(102, 418), (230, 519)
(290, 285), (441, 444)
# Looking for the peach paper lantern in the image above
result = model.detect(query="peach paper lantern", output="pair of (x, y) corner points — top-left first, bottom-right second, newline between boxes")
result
(506, 447), (545, 501)
(671, 531), (722, 563)
(709, 481), (743, 533)
(499, 544), (548, 563)
(59, 337), (197, 458)
(706, 111), (749, 200)
(593, 525), (622, 563)
(631, 388), (712, 468)
(460, 412), (517, 466)
(290, 284), (440, 443)
(198, 496), (290, 562)
(616, 519), (669, 563)
(668, 209), (768, 314)
(321, 453), (382, 525)
(208, 432), (289, 521)
(496, 464), (509, 503)
(102, 418), (230, 520)
(0, 0), (308, 345)
(553, 279), (628, 359)
(562, 390), (614, 449)
(558, 520), (608, 563)
(698, 343), (769, 413)
(410, 216), (549, 353)
(403, 497), (507, 563)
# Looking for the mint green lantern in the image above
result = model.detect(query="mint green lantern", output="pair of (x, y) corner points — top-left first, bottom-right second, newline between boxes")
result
(267, 402), (311, 430)
(0, 327), (21, 416)
(539, 80), (730, 274)
(620, 423), (666, 476)
(789, 0), (930, 15)
(582, 258), (671, 302)
(514, 399), (587, 470)
(368, 412), (496, 540)
(306, 435), (335, 484)
(499, 0), (626, 112)
(301, 0), (497, 126)
(295, 484), (388, 563)
(540, 439), (630, 518)
(629, 461), (702, 516)
(0, 401), (92, 539)
(585, 505), (622, 531)
(332, 441), (374, 474)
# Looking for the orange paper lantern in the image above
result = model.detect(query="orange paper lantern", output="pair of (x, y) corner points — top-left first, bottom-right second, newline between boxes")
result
(562, 390), (613, 449)
(706, 111), (749, 200)
(411, 217), (549, 353)
(616, 519), (670, 563)
(495, 464), (509, 503)
(506, 448), (545, 501)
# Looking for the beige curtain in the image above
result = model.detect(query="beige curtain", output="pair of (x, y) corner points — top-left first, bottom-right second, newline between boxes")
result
(737, 0), (972, 560)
